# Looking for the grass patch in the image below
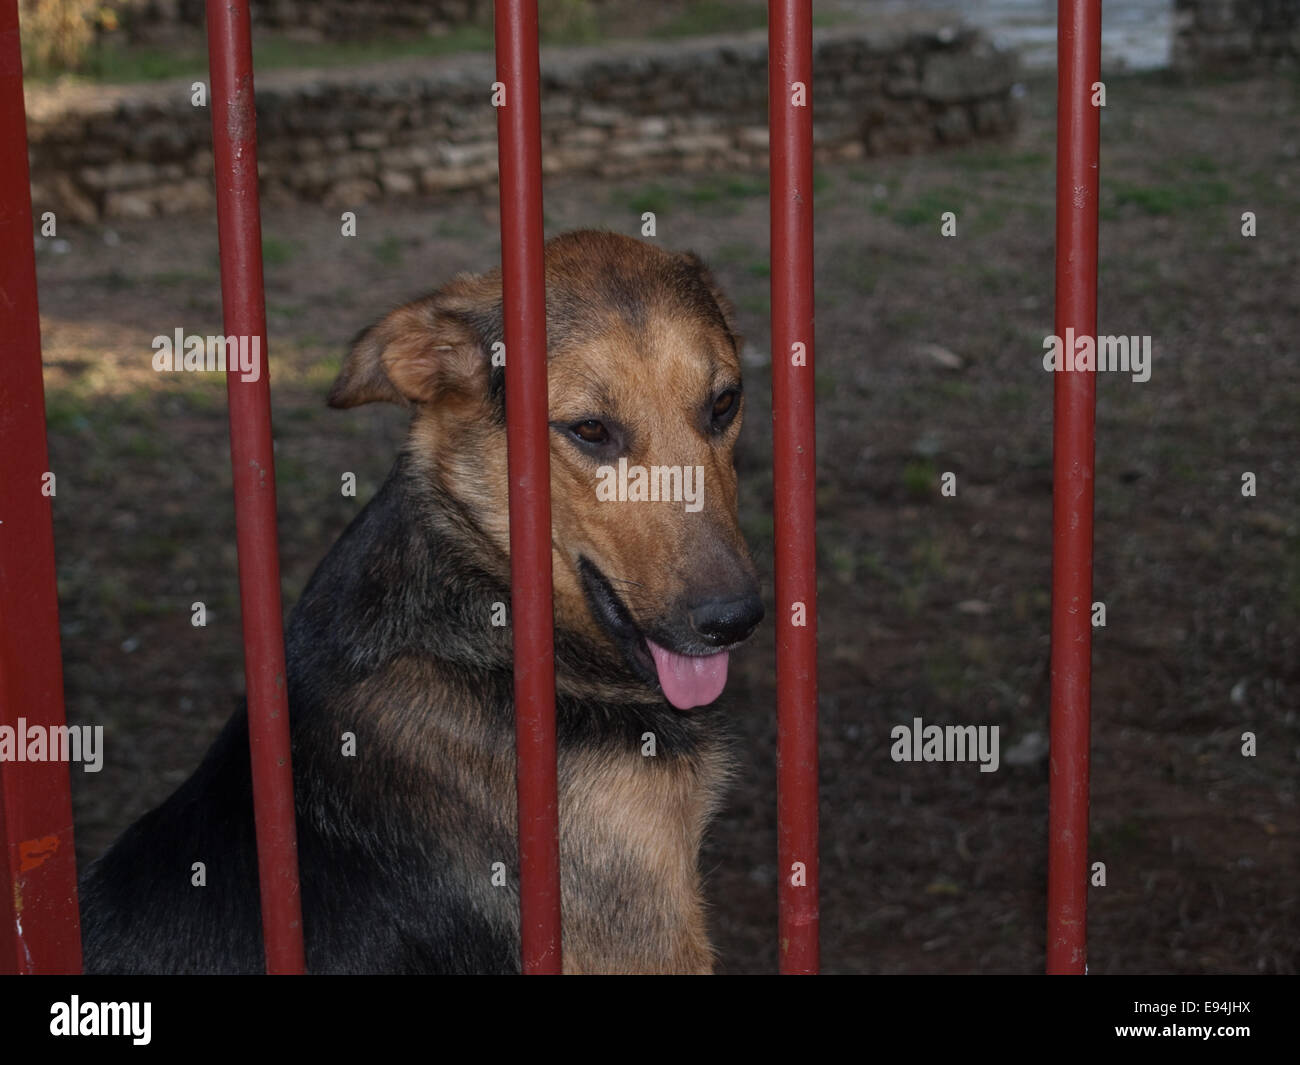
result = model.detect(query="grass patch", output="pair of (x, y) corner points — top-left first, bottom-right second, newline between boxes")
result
(149, 269), (213, 287)
(891, 186), (968, 229)
(903, 459), (938, 499)
(647, 1), (847, 39)
(647, 1), (770, 39)
(433, 214), (486, 240)
(828, 545), (857, 582)
(261, 236), (297, 267)
(737, 289), (770, 317)
(923, 655), (966, 703)
(173, 378), (227, 414)
(371, 234), (405, 267)
(1091, 818), (1144, 853)
(909, 536), (947, 578)
(687, 175), (768, 204)
(44, 388), (95, 436)
(624, 175), (768, 217)
(830, 251), (881, 295)
(267, 302), (308, 321)
(64, 25), (496, 85)
(966, 200), (1013, 236)
(713, 242), (769, 279)
(44, 382), (163, 441)
(299, 354), (344, 391)
(1107, 179), (1234, 217)
(538, 0), (602, 44)
(714, 242), (758, 264)
(951, 148), (1052, 172)
(125, 431), (167, 460)
(625, 183), (673, 215)
(103, 267), (134, 292)
(1182, 155), (1222, 176)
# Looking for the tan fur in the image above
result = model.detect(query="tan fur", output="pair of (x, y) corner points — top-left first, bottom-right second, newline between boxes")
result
(558, 743), (732, 974)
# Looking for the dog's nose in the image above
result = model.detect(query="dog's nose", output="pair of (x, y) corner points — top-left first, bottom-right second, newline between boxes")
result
(688, 594), (765, 646)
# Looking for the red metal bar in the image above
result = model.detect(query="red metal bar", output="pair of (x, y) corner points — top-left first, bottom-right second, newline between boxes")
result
(0, 0), (83, 975)
(205, 0), (305, 975)
(769, 0), (820, 975)
(1046, 0), (1101, 976)
(494, 0), (562, 975)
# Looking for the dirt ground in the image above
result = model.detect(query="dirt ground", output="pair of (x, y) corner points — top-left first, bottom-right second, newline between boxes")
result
(35, 67), (1298, 974)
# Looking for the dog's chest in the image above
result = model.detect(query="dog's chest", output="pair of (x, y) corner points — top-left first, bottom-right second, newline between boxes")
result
(555, 747), (724, 974)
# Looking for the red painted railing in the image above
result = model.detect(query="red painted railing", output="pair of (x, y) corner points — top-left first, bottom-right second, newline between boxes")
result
(0, 0), (83, 976)
(495, 0), (563, 975)
(2, 0), (1100, 979)
(204, 0), (306, 975)
(1046, 0), (1101, 975)
(769, 0), (821, 975)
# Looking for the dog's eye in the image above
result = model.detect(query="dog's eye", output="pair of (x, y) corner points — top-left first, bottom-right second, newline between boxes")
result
(570, 420), (610, 445)
(710, 389), (740, 430)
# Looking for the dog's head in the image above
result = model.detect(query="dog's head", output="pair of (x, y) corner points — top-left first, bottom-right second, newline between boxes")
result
(330, 230), (762, 710)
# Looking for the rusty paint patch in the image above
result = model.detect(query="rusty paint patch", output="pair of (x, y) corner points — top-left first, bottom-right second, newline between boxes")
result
(18, 834), (59, 873)
(227, 72), (256, 147)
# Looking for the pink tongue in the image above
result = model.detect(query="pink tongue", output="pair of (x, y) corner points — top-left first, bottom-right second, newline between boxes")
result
(645, 639), (729, 710)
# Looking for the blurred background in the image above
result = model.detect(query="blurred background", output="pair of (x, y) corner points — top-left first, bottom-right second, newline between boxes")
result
(21, 0), (1299, 972)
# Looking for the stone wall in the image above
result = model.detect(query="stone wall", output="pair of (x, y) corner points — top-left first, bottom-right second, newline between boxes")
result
(1173, 0), (1300, 69)
(25, 18), (1021, 223)
(120, 0), (489, 40)
(119, 0), (640, 41)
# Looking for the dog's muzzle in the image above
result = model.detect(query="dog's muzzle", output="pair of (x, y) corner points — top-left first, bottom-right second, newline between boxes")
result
(576, 557), (761, 711)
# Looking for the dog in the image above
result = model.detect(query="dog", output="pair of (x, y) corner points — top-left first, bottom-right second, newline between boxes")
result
(78, 229), (763, 974)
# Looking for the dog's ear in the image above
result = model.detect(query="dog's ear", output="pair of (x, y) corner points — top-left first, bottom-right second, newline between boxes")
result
(328, 282), (502, 409)
(679, 251), (742, 351)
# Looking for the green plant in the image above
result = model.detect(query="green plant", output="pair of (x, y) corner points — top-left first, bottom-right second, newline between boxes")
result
(539, 0), (600, 44)
(903, 458), (937, 498)
(19, 0), (110, 75)
(261, 236), (296, 267)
